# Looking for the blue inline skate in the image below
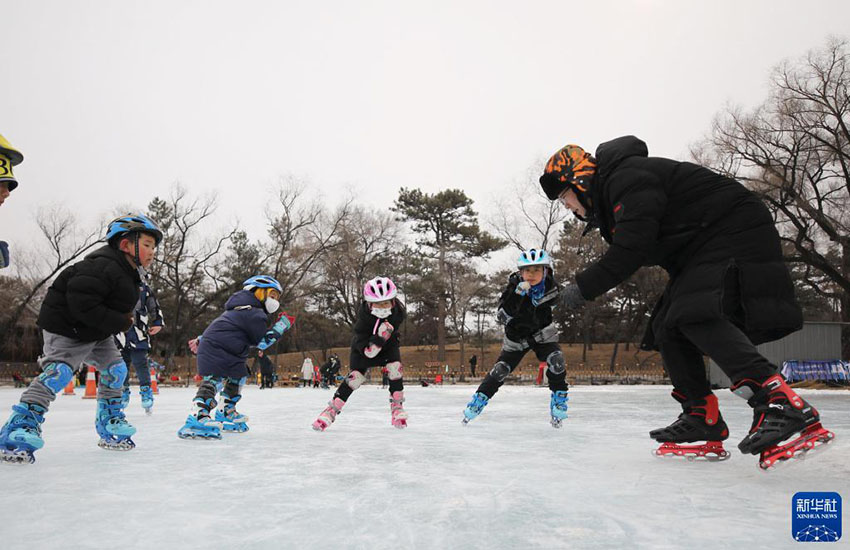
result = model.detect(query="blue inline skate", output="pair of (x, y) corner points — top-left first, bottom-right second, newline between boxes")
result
(95, 397), (136, 451)
(550, 390), (569, 428)
(462, 392), (490, 425)
(178, 415), (223, 439)
(0, 403), (47, 464)
(139, 385), (154, 415)
(215, 406), (249, 433)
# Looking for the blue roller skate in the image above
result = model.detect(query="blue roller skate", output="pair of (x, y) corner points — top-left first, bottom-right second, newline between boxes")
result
(0, 403), (47, 464)
(215, 406), (249, 433)
(139, 385), (154, 415)
(462, 392), (490, 425)
(550, 390), (569, 428)
(95, 398), (136, 451)
(178, 415), (223, 440)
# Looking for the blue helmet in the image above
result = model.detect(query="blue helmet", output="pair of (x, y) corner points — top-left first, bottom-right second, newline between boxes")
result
(106, 214), (163, 245)
(517, 248), (551, 269)
(243, 275), (282, 293)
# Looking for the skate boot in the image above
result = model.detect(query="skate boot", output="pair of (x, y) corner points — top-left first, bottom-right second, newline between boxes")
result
(733, 375), (835, 470)
(0, 403), (47, 464)
(550, 390), (569, 428)
(390, 391), (408, 429)
(139, 385), (154, 415)
(312, 397), (346, 431)
(95, 397), (136, 451)
(216, 393), (249, 433)
(178, 398), (223, 440)
(216, 406), (250, 433)
(650, 391), (730, 461)
(462, 392), (489, 425)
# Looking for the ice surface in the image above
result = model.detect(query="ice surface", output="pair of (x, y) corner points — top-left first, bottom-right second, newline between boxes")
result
(1, 385), (848, 550)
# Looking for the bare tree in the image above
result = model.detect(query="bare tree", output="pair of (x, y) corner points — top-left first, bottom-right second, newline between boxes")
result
(1, 205), (101, 356)
(490, 163), (569, 252)
(695, 38), (850, 355)
(147, 185), (238, 360)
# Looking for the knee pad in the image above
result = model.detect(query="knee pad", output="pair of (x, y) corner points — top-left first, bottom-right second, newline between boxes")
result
(99, 361), (128, 389)
(38, 362), (74, 394)
(545, 350), (566, 375)
(346, 371), (366, 390)
(386, 361), (403, 380)
(489, 361), (511, 383)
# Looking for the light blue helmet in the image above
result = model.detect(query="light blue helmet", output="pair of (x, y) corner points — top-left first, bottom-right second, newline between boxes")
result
(243, 275), (282, 293)
(106, 214), (163, 245)
(517, 248), (551, 269)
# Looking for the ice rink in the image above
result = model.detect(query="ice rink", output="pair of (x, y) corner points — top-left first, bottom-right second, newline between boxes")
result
(0, 384), (847, 550)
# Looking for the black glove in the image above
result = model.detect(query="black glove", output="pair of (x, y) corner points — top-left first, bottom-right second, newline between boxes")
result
(496, 308), (513, 326)
(559, 284), (587, 310)
(369, 334), (387, 347)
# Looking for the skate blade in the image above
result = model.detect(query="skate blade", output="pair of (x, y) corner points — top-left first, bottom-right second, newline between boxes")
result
(177, 432), (222, 440)
(653, 442), (731, 462)
(144, 408), (152, 416)
(758, 425), (835, 471)
(0, 449), (36, 464)
(98, 438), (135, 451)
(221, 423), (249, 433)
(392, 420), (407, 429)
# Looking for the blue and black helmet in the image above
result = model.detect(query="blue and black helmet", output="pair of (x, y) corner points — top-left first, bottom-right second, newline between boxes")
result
(243, 275), (282, 293)
(106, 214), (162, 246)
(106, 214), (163, 246)
(517, 248), (551, 269)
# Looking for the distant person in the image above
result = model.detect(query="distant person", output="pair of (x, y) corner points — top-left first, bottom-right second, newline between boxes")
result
(320, 354), (340, 389)
(300, 357), (314, 388)
(468, 354), (477, 378)
(312, 277), (408, 430)
(258, 350), (274, 389)
(538, 137), (833, 467)
(0, 133), (24, 269)
(462, 249), (570, 428)
(180, 276), (294, 439)
(0, 214), (162, 463)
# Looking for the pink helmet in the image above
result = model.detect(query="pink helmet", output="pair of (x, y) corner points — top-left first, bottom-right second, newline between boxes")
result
(363, 276), (397, 302)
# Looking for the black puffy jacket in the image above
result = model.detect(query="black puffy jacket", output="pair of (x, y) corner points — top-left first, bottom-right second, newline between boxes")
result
(38, 245), (141, 342)
(574, 136), (802, 348)
(351, 300), (406, 357)
(499, 272), (560, 342)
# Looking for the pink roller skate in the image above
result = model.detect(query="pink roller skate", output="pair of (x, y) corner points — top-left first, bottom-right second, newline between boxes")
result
(390, 391), (408, 429)
(312, 397), (346, 431)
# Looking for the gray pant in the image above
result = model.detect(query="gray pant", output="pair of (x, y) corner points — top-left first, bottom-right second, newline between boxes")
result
(21, 331), (126, 409)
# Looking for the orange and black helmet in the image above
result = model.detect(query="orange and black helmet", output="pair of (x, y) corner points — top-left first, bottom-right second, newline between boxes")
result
(539, 144), (597, 202)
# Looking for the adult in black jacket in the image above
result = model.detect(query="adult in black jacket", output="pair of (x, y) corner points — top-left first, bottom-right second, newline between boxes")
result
(258, 350), (274, 389)
(539, 137), (831, 462)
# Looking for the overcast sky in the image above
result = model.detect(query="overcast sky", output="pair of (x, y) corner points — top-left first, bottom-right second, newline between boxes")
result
(2, 0), (849, 271)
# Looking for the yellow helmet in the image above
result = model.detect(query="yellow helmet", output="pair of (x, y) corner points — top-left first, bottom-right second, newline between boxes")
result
(0, 133), (24, 191)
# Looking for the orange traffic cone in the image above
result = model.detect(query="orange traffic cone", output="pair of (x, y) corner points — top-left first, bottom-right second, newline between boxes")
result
(150, 367), (159, 395)
(63, 378), (75, 395)
(82, 365), (98, 399)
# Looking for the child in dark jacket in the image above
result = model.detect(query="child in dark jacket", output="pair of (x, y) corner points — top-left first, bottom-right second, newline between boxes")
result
(115, 275), (164, 414)
(462, 249), (570, 428)
(0, 214), (162, 463)
(178, 275), (293, 440)
(312, 277), (408, 430)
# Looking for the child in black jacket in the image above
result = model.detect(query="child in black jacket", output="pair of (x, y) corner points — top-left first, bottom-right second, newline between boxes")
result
(312, 277), (408, 430)
(462, 249), (570, 428)
(0, 214), (162, 463)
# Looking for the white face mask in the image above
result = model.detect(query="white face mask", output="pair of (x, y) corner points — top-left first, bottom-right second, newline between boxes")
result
(264, 297), (280, 314)
(371, 306), (392, 319)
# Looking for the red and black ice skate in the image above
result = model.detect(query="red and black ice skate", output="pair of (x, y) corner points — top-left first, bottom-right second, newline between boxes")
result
(651, 391), (731, 461)
(733, 375), (835, 470)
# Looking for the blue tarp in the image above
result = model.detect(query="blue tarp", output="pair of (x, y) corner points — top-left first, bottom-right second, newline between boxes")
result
(781, 360), (850, 382)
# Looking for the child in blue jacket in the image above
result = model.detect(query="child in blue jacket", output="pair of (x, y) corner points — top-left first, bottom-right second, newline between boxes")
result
(178, 275), (294, 440)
